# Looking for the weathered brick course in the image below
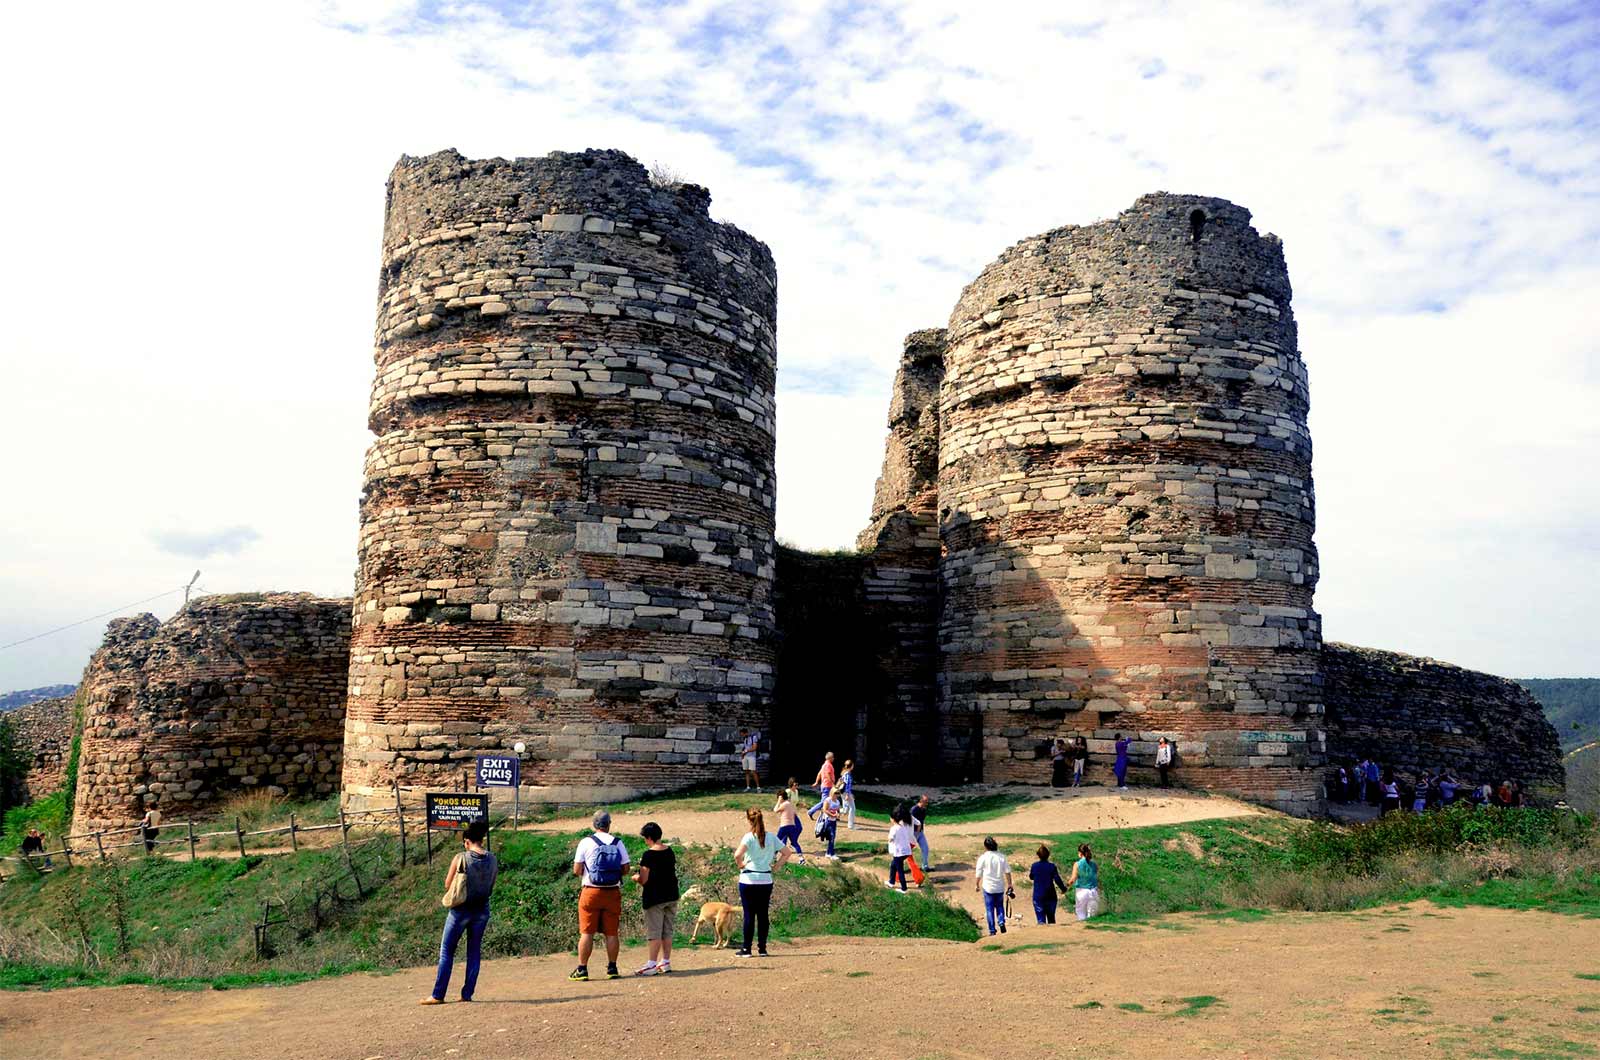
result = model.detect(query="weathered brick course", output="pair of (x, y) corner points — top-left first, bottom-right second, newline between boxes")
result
(343, 149), (778, 806)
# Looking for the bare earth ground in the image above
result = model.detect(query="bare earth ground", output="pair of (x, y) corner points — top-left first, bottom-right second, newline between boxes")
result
(4, 904), (1598, 1060)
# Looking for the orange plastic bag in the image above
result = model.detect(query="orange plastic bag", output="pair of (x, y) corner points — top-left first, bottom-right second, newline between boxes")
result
(909, 859), (926, 886)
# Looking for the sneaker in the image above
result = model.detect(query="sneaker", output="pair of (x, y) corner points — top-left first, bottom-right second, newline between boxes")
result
(567, 967), (588, 981)
(606, 964), (621, 980)
(757, 948), (769, 957)
(419, 996), (445, 1006)
(796, 856), (807, 865)
(659, 961), (672, 974)
(734, 948), (753, 958)
(1000, 924), (1007, 934)
(884, 880), (898, 889)
(635, 961), (660, 976)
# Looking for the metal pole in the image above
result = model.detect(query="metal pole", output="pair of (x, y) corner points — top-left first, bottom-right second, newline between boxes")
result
(394, 782), (408, 865)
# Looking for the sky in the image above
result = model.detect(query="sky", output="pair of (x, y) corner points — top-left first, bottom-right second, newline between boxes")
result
(1, 0), (1596, 689)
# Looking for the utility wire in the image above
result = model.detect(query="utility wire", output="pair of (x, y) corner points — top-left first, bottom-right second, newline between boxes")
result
(0, 588), (185, 652)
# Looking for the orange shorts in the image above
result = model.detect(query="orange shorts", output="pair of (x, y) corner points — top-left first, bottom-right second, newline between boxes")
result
(578, 886), (622, 936)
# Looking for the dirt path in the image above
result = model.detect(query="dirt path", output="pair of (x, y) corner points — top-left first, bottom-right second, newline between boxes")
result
(534, 783), (1262, 920)
(5, 903), (1597, 1060)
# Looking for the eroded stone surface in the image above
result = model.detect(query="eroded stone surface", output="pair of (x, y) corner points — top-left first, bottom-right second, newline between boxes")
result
(343, 149), (779, 806)
(71, 595), (351, 831)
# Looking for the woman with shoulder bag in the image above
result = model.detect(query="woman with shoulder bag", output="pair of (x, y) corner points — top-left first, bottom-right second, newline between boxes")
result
(421, 819), (498, 1004)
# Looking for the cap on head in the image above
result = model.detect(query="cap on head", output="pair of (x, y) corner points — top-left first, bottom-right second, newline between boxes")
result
(593, 809), (611, 831)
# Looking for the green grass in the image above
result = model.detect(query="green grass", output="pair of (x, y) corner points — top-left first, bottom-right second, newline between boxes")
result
(0, 827), (975, 991)
(1074, 1000), (1104, 1009)
(1171, 995), (1222, 1017)
(1116, 1002), (1146, 1012)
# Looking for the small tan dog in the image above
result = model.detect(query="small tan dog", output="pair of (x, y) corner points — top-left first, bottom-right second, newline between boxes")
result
(688, 902), (738, 948)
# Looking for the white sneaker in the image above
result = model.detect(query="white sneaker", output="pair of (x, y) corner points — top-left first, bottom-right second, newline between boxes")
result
(635, 961), (660, 976)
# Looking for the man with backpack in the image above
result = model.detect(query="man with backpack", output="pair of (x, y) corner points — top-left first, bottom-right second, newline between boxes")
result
(570, 809), (630, 982)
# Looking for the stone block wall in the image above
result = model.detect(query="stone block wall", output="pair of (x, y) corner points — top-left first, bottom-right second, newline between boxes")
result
(71, 595), (351, 831)
(343, 149), (779, 807)
(1323, 642), (1564, 801)
(933, 194), (1323, 813)
(7, 694), (75, 800)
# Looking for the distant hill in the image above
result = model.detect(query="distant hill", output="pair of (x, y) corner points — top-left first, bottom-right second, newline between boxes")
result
(0, 684), (76, 713)
(1521, 678), (1600, 752)
(1566, 742), (1600, 814)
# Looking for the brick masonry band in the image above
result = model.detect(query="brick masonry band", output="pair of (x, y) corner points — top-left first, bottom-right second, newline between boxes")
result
(341, 148), (779, 808)
(50, 151), (1563, 821)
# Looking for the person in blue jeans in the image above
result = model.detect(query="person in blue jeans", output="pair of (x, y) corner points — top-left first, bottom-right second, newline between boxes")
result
(1113, 733), (1131, 789)
(1027, 844), (1068, 924)
(973, 836), (1014, 936)
(421, 819), (498, 1004)
(817, 789), (842, 859)
(910, 794), (931, 871)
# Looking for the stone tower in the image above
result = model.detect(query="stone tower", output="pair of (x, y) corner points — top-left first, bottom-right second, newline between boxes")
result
(342, 149), (779, 806)
(936, 194), (1323, 811)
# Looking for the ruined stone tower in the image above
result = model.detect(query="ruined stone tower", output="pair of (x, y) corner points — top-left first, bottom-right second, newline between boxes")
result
(935, 194), (1323, 811)
(342, 149), (778, 806)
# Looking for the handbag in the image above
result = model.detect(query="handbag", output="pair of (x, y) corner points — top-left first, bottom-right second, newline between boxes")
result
(442, 854), (470, 908)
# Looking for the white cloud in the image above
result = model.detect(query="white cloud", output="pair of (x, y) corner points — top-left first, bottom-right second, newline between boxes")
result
(0, 0), (1595, 687)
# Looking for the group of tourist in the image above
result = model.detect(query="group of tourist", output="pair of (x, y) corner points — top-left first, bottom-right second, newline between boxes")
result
(1050, 733), (1176, 789)
(420, 748), (1102, 1004)
(1332, 759), (1530, 815)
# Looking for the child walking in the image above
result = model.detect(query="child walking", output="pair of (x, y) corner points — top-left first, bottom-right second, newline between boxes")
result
(886, 808), (915, 891)
(772, 787), (807, 863)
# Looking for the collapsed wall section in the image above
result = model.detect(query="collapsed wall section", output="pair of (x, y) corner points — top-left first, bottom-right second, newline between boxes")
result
(7, 694), (75, 800)
(1322, 642), (1564, 801)
(71, 595), (351, 832)
(938, 194), (1324, 811)
(343, 149), (779, 806)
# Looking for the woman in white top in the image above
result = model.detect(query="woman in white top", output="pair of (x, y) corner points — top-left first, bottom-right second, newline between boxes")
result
(733, 807), (790, 958)
(886, 808), (915, 892)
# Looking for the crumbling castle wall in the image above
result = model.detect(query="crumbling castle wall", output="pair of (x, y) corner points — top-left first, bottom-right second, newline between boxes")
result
(933, 194), (1324, 811)
(343, 149), (779, 806)
(7, 694), (75, 800)
(1322, 642), (1564, 801)
(71, 595), (351, 831)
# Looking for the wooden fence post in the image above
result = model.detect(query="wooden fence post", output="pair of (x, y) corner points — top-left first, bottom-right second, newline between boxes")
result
(394, 782), (408, 865)
(94, 831), (107, 862)
(59, 837), (74, 870)
(235, 816), (246, 858)
(289, 813), (299, 853)
(187, 820), (197, 861)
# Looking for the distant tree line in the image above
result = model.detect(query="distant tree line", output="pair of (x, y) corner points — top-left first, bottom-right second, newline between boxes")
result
(1521, 678), (1600, 752)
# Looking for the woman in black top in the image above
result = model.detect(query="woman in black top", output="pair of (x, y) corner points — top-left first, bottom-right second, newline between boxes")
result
(1050, 739), (1069, 787)
(633, 821), (680, 975)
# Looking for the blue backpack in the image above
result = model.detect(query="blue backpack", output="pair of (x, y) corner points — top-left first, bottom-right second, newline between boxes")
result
(585, 836), (625, 886)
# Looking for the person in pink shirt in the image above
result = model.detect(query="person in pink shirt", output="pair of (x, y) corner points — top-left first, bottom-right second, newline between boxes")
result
(805, 751), (836, 820)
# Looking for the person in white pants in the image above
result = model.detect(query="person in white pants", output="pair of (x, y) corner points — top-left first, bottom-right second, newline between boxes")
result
(1065, 842), (1100, 920)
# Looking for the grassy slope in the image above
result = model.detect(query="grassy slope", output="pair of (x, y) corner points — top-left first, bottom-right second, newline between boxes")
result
(0, 828), (975, 991)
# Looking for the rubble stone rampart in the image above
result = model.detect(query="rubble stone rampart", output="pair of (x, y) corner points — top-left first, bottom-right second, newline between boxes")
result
(343, 149), (779, 805)
(7, 694), (75, 799)
(71, 595), (351, 831)
(1323, 642), (1564, 800)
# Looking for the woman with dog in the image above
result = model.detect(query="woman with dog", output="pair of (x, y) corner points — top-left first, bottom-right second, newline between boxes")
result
(733, 807), (790, 958)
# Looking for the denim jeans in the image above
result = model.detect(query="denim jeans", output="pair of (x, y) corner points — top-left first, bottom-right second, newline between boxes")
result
(432, 904), (491, 1001)
(888, 855), (908, 890)
(776, 822), (803, 855)
(1033, 896), (1057, 924)
(820, 818), (837, 856)
(915, 829), (930, 870)
(982, 890), (1006, 934)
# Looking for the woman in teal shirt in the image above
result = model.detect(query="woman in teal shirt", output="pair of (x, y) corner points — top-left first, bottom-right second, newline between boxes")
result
(1065, 842), (1100, 921)
(733, 807), (789, 957)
